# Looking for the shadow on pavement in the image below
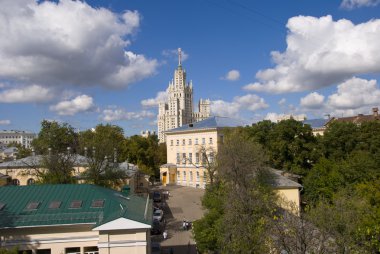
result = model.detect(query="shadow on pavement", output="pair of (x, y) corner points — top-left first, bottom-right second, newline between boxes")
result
(161, 243), (197, 254)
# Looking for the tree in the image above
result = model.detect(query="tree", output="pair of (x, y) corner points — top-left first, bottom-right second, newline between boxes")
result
(79, 124), (127, 187)
(26, 120), (79, 184)
(32, 120), (79, 154)
(193, 129), (277, 253)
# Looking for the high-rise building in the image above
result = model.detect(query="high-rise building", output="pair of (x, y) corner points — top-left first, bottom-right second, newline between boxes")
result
(0, 130), (37, 149)
(157, 48), (210, 143)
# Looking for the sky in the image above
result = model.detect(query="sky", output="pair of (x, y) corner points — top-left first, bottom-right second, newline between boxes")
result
(1, 0), (380, 136)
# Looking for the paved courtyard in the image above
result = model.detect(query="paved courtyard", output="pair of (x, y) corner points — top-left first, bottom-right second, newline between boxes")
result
(152, 185), (205, 254)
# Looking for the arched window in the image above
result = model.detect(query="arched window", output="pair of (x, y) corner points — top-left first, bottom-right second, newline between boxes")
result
(12, 179), (20, 186)
(27, 178), (35, 185)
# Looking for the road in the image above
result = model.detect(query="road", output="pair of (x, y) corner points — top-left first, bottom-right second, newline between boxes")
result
(152, 185), (205, 254)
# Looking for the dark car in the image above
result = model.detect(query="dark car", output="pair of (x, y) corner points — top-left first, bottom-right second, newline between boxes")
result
(153, 191), (162, 202)
(151, 219), (164, 235)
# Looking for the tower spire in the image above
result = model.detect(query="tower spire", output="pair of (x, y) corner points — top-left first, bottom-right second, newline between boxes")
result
(178, 48), (182, 67)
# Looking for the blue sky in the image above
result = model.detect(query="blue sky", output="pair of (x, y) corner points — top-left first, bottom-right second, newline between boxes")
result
(1, 0), (380, 136)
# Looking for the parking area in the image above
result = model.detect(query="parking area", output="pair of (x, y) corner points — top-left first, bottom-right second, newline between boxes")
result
(151, 185), (205, 254)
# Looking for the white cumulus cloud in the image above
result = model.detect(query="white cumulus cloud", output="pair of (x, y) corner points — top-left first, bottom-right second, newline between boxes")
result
(244, 15), (380, 93)
(211, 94), (268, 117)
(341, 0), (380, 9)
(50, 95), (95, 116)
(327, 77), (380, 110)
(0, 85), (55, 103)
(101, 108), (155, 122)
(223, 70), (240, 81)
(0, 120), (11, 125)
(300, 92), (325, 109)
(141, 90), (168, 107)
(0, 0), (157, 89)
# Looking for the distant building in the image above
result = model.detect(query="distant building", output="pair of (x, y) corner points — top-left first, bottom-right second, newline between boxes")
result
(0, 184), (152, 254)
(140, 130), (156, 138)
(272, 114), (307, 123)
(303, 118), (330, 136)
(0, 154), (149, 191)
(0, 146), (18, 162)
(157, 48), (210, 143)
(0, 130), (37, 148)
(329, 107), (380, 124)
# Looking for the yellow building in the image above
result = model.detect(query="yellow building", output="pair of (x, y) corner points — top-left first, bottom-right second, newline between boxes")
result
(0, 184), (152, 254)
(160, 116), (243, 188)
(0, 155), (149, 192)
(160, 116), (303, 212)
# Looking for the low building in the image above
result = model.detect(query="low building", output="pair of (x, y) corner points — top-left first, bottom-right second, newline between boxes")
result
(329, 107), (380, 124)
(302, 118), (330, 136)
(0, 147), (18, 162)
(0, 184), (152, 254)
(0, 155), (149, 192)
(0, 130), (37, 149)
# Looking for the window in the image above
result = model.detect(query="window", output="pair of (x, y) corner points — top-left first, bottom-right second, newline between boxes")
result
(190, 171), (193, 182)
(202, 138), (205, 145)
(182, 153), (186, 164)
(27, 178), (35, 185)
(176, 153), (180, 164)
(36, 249), (51, 254)
(91, 199), (105, 208)
(188, 153), (192, 164)
(176, 139), (179, 146)
(202, 153), (207, 165)
(65, 247), (80, 254)
(204, 171), (207, 180)
(196, 171), (200, 181)
(48, 201), (62, 209)
(196, 153), (199, 164)
(12, 179), (20, 186)
(69, 200), (83, 209)
(177, 171), (180, 179)
(195, 138), (198, 145)
(183, 171), (186, 180)
(182, 139), (185, 145)
(170, 140), (173, 146)
(209, 137), (213, 144)
(84, 247), (99, 254)
(209, 152), (214, 163)
(26, 201), (40, 210)
(188, 139), (192, 145)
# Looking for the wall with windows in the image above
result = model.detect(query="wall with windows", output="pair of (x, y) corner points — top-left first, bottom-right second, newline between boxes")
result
(162, 129), (223, 188)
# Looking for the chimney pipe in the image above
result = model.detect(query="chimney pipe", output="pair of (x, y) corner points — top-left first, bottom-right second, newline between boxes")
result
(32, 148), (35, 157)
(373, 107), (379, 116)
(114, 148), (117, 163)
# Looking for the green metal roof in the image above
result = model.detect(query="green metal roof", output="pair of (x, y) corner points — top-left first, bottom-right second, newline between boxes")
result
(0, 184), (152, 229)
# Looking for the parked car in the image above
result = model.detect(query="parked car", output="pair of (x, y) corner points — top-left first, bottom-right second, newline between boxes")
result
(151, 242), (162, 254)
(153, 209), (164, 221)
(151, 219), (164, 235)
(153, 191), (162, 202)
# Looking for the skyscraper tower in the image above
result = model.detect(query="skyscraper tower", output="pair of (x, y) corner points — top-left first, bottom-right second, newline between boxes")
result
(157, 48), (210, 143)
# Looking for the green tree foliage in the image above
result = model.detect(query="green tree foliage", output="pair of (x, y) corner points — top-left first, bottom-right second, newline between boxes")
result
(193, 129), (277, 253)
(123, 135), (166, 180)
(28, 120), (79, 184)
(32, 120), (79, 154)
(247, 119), (317, 175)
(79, 124), (127, 187)
(0, 247), (19, 254)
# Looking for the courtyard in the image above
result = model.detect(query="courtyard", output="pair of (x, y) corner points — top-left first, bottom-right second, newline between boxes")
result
(151, 185), (205, 254)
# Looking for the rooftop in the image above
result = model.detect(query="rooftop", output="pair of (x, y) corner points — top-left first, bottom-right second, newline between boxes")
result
(0, 154), (89, 168)
(166, 116), (245, 134)
(0, 184), (152, 229)
(270, 169), (303, 189)
(303, 119), (329, 129)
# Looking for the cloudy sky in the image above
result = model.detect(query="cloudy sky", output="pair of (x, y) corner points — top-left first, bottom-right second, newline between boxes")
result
(1, 0), (380, 135)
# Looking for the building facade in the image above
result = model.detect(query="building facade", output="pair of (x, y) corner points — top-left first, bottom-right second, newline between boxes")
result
(160, 116), (302, 213)
(0, 130), (37, 148)
(157, 48), (210, 143)
(160, 116), (244, 188)
(0, 184), (152, 254)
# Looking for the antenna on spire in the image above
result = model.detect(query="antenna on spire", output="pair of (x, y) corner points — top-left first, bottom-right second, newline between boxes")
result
(178, 48), (182, 66)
